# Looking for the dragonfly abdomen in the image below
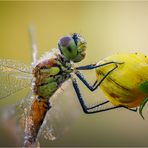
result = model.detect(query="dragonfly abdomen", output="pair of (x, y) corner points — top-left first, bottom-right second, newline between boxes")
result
(24, 96), (51, 147)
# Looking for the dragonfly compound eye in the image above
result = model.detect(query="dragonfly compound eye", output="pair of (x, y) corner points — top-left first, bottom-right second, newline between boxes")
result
(58, 34), (87, 63)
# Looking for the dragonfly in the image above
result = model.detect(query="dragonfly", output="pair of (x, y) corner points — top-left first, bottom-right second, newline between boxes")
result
(0, 30), (122, 147)
(1, 28), (148, 147)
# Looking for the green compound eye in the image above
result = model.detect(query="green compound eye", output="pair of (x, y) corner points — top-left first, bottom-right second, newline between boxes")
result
(58, 36), (77, 60)
(58, 34), (86, 63)
(139, 81), (148, 94)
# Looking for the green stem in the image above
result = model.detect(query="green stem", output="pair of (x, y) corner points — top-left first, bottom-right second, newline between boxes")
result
(139, 97), (148, 119)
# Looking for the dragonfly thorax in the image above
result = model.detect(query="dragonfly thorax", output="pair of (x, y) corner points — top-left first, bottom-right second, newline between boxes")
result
(33, 54), (73, 99)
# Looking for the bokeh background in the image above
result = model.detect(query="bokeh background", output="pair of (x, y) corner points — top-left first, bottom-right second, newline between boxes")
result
(0, 1), (148, 147)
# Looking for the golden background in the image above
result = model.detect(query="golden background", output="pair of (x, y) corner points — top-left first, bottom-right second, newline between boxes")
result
(0, 1), (148, 147)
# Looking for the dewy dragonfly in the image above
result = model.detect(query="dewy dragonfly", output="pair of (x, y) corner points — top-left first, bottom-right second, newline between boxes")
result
(1, 29), (148, 147)
(0, 31), (122, 147)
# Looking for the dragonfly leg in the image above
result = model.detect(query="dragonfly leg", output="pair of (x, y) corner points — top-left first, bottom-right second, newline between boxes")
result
(72, 78), (123, 114)
(92, 80), (98, 87)
(87, 100), (109, 110)
(75, 63), (118, 91)
(76, 61), (123, 70)
(122, 106), (138, 112)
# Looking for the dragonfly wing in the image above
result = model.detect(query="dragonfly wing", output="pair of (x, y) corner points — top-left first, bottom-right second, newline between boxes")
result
(28, 25), (38, 66)
(0, 91), (33, 146)
(0, 84), (75, 145)
(0, 59), (32, 99)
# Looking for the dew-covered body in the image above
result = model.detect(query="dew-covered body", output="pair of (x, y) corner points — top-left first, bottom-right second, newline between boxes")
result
(24, 53), (74, 145)
(96, 53), (148, 108)
(33, 55), (72, 100)
(23, 33), (87, 146)
(1, 31), (148, 147)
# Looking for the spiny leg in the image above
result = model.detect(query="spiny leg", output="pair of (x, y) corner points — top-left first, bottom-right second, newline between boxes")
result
(88, 100), (109, 110)
(75, 63), (119, 91)
(88, 102), (137, 113)
(122, 106), (137, 112)
(76, 61), (123, 70)
(92, 80), (98, 87)
(28, 25), (38, 66)
(72, 78), (123, 114)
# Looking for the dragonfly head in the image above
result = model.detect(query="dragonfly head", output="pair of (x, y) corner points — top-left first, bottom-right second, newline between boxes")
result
(58, 33), (86, 62)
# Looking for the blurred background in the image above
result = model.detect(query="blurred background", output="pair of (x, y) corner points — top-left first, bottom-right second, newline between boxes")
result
(0, 1), (148, 147)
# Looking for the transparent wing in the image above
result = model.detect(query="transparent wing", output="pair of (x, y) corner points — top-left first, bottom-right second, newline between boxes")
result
(0, 59), (32, 99)
(0, 91), (33, 146)
(0, 80), (82, 146)
(28, 25), (38, 66)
